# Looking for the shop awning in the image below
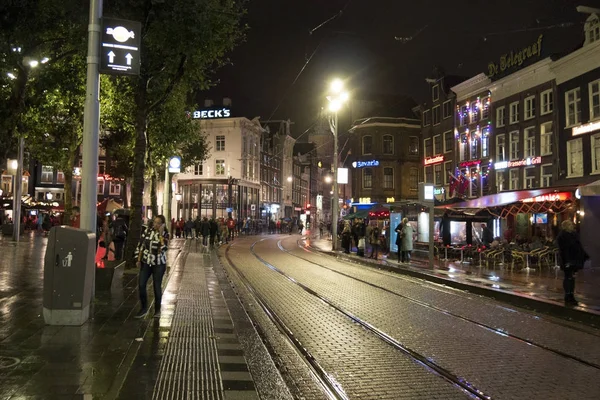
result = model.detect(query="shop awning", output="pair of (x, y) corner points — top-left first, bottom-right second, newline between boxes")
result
(439, 186), (577, 218)
(439, 186), (576, 209)
(580, 180), (600, 196)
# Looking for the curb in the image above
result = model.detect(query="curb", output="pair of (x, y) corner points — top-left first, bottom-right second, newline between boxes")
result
(306, 239), (600, 328)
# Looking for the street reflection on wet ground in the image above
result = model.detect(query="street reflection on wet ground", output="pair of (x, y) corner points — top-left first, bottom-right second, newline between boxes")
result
(0, 232), (184, 399)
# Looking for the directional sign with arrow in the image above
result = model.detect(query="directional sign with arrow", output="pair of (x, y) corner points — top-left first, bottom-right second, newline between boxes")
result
(100, 17), (141, 76)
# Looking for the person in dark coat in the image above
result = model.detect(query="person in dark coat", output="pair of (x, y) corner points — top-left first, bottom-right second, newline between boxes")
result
(556, 219), (588, 306)
(481, 223), (493, 247)
(394, 221), (404, 262)
(200, 217), (211, 246)
(209, 218), (218, 248)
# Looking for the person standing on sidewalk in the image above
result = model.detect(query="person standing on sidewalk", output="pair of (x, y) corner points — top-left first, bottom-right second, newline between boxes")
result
(556, 219), (588, 306)
(400, 218), (414, 263)
(134, 215), (170, 319)
(369, 226), (380, 259)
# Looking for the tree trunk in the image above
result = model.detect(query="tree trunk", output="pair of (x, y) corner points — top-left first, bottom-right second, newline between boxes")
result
(150, 168), (158, 218)
(124, 79), (148, 268)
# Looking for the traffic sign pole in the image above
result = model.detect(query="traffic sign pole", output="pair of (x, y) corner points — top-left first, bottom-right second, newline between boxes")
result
(81, 0), (102, 233)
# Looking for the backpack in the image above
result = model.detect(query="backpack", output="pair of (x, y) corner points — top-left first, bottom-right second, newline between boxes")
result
(114, 222), (127, 240)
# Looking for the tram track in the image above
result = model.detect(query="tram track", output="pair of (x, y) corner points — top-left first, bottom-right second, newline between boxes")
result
(271, 236), (600, 371)
(225, 238), (492, 400)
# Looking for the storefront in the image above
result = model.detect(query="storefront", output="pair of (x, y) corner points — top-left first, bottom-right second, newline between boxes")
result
(176, 179), (260, 221)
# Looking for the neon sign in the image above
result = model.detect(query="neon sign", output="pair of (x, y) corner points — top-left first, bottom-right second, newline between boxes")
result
(424, 155), (444, 166)
(192, 108), (232, 119)
(495, 156), (541, 170)
(352, 160), (380, 168)
(460, 160), (481, 168)
(522, 192), (572, 203)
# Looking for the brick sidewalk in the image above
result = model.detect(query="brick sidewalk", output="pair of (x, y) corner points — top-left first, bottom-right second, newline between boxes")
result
(0, 233), (184, 399)
(306, 231), (600, 324)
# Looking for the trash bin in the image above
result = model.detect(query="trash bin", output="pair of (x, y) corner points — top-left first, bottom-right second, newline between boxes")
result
(43, 226), (96, 326)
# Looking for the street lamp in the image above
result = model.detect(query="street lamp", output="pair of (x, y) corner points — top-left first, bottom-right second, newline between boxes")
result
(326, 78), (349, 251)
(287, 176), (293, 182)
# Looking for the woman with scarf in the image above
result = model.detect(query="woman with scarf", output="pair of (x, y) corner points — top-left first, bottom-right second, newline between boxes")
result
(134, 215), (169, 318)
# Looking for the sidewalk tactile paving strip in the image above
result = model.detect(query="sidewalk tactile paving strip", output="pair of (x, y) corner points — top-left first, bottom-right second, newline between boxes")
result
(152, 250), (255, 400)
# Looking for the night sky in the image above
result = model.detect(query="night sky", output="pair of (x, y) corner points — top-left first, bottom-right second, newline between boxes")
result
(203, 0), (592, 136)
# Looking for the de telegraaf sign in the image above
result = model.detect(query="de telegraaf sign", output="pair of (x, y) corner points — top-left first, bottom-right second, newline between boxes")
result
(191, 108), (232, 120)
(487, 34), (543, 78)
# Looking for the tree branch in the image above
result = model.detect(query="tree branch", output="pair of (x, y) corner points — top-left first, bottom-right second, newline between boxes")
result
(147, 54), (187, 114)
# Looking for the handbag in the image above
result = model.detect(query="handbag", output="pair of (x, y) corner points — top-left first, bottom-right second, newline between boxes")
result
(358, 237), (365, 249)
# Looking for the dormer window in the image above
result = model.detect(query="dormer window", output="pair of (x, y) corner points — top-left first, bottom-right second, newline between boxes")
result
(432, 85), (440, 102)
(585, 14), (600, 45)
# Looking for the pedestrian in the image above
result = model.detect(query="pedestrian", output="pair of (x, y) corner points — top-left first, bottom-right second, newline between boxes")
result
(400, 218), (414, 263)
(200, 217), (210, 247)
(111, 214), (128, 260)
(369, 226), (380, 259)
(341, 221), (352, 253)
(481, 223), (493, 247)
(394, 221), (404, 262)
(556, 219), (588, 306)
(319, 221), (324, 238)
(134, 214), (169, 319)
(227, 217), (236, 241)
(209, 217), (218, 248)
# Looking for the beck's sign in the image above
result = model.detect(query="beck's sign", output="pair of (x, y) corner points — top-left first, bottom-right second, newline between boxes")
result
(191, 108), (232, 120)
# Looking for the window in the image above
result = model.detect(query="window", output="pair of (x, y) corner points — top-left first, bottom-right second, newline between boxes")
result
(443, 131), (453, 153)
(98, 160), (106, 175)
(443, 101), (452, 119)
(565, 88), (581, 127)
(216, 135), (225, 151)
(432, 85), (439, 101)
(496, 171), (506, 192)
(409, 167), (418, 191)
(434, 164), (443, 185)
(433, 135), (441, 155)
(444, 161), (453, 185)
(362, 135), (373, 155)
(470, 133), (479, 159)
(524, 127), (535, 158)
(424, 138), (432, 157)
(432, 106), (440, 125)
(592, 133), (600, 173)
(524, 167), (536, 189)
(541, 164), (553, 187)
(194, 163), (203, 175)
(55, 171), (64, 184)
(586, 15), (600, 44)
(541, 89), (553, 115)
(510, 131), (520, 160)
(540, 122), (552, 156)
(482, 129), (489, 158)
(425, 166), (433, 183)
(567, 138), (583, 177)
(496, 134), (506, 162)
(481, 97), (490, 120)
(509, 169), (519, 190)
(590, 80), (600, 120)
(460, 105), (469, 126)
(41, 166), (53, 183)
(363, 168), (373, 188)
(383, 167), (394, 189)
(524, 96), (535, 120)
(423, 109), (431, 126)
(459, 133), (468, 161)
(97, 180), (105, 194)
(496, 106), (506, 127)
(383, 135), (394, 154)
(509, 102), (519, 124)
(215, 159), (226, 176)
(409, 137), (419, 155)
(109, 182), (121, 195)
(471, 102), (480, 124)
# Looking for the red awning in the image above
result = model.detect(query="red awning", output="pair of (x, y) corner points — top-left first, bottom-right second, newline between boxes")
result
(439, 186), (576, 209)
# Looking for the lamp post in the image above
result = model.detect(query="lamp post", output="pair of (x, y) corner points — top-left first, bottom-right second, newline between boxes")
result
(327, 79), (349, 251)
(11, 139), (23, 241)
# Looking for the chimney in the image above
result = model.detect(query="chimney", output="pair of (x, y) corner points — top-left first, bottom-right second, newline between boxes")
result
(223, 97), (232, 107)
(204, 99), (214, 107)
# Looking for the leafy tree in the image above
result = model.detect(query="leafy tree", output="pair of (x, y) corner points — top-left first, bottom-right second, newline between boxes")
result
(101, 0), (246, 266)
(23, 56), (87, 223)
(0, 0), (85, 163)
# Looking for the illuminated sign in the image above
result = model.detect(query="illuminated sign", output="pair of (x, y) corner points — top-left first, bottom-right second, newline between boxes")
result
(434, 187), (445, 195)
(418, 182), (435, 202)
(460, 160), (481, 168)
(495, 156), (541, 170)
(338, 168), (348, 184)
(487, 34), (543, 78)
(168, 156), (181, 173)
(100, 18), (142, 76)
(359, 197), (371, 204)
(192, 108), (232, 119)
(572, 121), (600, 136)
(424, 155), (444, 166)
(352, 160), (380, 168)
(522, 192), (572, 203)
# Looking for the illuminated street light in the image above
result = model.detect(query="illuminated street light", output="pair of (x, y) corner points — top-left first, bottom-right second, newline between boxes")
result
(46, 192), (53, 201)
(324, 176), (332, 184)
(287, 176), (293, 182)
(41, 57), (49, 64)
(7, 73), (16, 80)
(326, 78), (350, 252)
(29, 60), (39, 68)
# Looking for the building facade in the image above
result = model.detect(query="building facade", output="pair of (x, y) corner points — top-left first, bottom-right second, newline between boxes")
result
(348, 115), (421, 205)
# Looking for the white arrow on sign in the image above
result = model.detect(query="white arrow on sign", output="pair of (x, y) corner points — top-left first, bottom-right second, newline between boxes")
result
(125, 53), (133, 65)
(108, 51), (115, 63)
